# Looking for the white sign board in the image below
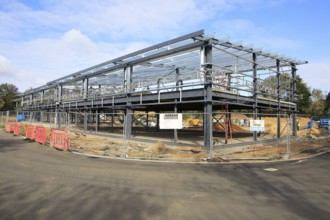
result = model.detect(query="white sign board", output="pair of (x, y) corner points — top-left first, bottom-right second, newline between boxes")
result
(250, 120), (265, 132)
(159, 113), (183, 129)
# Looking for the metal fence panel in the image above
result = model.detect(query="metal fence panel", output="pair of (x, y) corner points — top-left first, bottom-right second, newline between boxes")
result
(212, 112), (291, 160)
(67, 112), (126, 158)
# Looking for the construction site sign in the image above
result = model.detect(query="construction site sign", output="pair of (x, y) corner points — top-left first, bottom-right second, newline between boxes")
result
(159, 113), (183, 129)
(250, 120), (265, 132)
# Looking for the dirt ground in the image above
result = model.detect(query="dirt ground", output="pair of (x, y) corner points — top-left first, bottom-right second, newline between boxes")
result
(3, 115), (330, 162)
(68, 132), (330, 162)
(69, 134), (208, 161)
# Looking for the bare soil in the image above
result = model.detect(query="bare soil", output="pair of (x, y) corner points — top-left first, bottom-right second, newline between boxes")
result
(5, 116), (330, 162)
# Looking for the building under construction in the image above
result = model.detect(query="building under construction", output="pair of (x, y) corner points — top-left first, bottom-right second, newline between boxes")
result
(17, 30), (307, 147)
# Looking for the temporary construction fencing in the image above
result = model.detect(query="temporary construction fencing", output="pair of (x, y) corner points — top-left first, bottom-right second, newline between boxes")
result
(2, 121), (71, 151)
(0, 111), (7, 128)
(13, 123), (21, 136)
(67, 111), (125, 134)
(1, 109), (329, 161)
(14, 111), (69, 129)
(25, 125), (35, 140)
(5, 122), (12, 133)
(35, 126), (47, 145)
(211, 112), (292, 159)
(50, 129), (70, 150)
(123, 112), (213, 160)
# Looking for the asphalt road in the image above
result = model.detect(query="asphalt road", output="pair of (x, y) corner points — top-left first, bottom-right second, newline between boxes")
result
(0, 131), (329, 220)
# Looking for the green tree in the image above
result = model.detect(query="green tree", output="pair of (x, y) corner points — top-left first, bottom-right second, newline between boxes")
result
(260, 74), (311, 113)
(296, 75), (311, 114)
(0, 83), (19, 110)
(260, 73), (291, 99)
(309, 89), (325, 116)
(324, 91), (330, 115)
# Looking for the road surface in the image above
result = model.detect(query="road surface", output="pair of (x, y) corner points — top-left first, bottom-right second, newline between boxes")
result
(0, 131), (329, 219)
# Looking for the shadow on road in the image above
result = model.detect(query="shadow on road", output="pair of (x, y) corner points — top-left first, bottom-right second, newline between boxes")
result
(192, 155), (330, 219)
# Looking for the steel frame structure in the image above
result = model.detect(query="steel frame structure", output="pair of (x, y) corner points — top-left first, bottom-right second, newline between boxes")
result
(18, 30), (307, 147)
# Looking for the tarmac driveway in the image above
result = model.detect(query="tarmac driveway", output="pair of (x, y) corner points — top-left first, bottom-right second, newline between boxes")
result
(0, 131), (329, 219)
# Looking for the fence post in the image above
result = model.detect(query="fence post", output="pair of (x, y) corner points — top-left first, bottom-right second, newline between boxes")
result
(111, 111), (115, 133)
(55, 110), (61, 129)
(174, 104), (178, 144)
(122, 113), (127, 158)
(75, 112), (78, 128)
(285, 115), (291, 159)
(6, 110), (9, 123)
(84, 111), (88, 132)
(253, 105), (257, 141)
(125, 108), (132, 138)
(95, 110), (99, 132)
(208, 112), (214, 160)
(292, 111), (297, 136)
(29, 111), (33, 124)
(277, 109), (281, 139)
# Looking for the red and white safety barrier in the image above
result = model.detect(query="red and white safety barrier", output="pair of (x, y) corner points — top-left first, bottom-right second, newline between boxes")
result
(25, 125), (35, 140)
(5, 122), (12, 133)
(50, 129), (70, 150)
(35, 126), (47, 144)
(13, 123), (21, 136)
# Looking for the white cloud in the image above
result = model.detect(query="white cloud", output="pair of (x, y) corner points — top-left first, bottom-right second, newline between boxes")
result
(211, 18), (301, 53)
(0, 29), (150, 92)
(0, 54), (36, 91)
(298, 59), (330, 92)
(0, 55), (15, 77)
(1, 0), (262, 41)
(211, 19), (262, 40)
(0, 0), (313, 92)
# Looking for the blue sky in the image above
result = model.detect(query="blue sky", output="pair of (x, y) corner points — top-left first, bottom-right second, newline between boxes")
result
(0, 0), (329, 93)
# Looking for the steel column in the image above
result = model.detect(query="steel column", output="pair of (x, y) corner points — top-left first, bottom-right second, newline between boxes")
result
(291, 63), (297, 136)
(276, 59), (281, 139)
(83, 78), (89, 100)
(202, 44), (213, 148)
(125, 65), (133, 138)
(125, 66), (133, 93)
(253, 52), (258, 141)
(41, 90), (44, 103)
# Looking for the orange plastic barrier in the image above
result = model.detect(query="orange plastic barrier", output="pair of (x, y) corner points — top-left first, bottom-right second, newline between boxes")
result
(50, 129), (70, 150)
(13, 123), (21, 136)
(35, 126), (47, 144)
(5, 122), (11, 133)
(25, 125), (35, 140)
